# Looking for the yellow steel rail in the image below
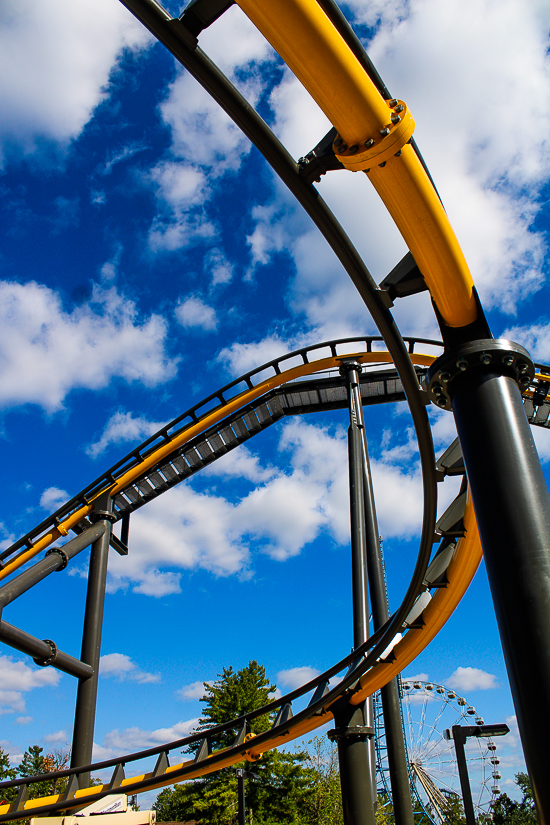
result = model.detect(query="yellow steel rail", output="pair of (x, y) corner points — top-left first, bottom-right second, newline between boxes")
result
(234, 0), (477, 328)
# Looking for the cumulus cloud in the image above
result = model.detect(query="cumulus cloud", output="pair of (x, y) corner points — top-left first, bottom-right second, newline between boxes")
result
(14, 716), (33, 725)
(0, 654), (60, 715)
(44, 730), (67, 743)
(100, 653), (160, 684)
(176, 681), (207, 701)
(0, 0), (150, 166)
(93, 719), (199, 761)
(277, 666), (320, 691)
(0, 281), (177, 412)
(175, 296), (218, 332)
(86, 412), (167, 459)
(447, 666), (498, 692)
(39, 487), (69, 511)
(106, 417), (432, 594)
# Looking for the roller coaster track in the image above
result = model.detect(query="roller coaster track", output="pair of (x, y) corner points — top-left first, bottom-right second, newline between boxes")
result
(2, 0), (549, 819)
(0, 337), (548, 819)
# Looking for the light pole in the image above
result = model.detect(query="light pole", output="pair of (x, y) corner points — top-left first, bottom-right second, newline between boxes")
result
(443, 723), (509, 825)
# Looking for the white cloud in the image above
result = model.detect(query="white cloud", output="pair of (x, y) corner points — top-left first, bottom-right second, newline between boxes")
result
(106, 417), (433, 593)
(502, 319), (550, 362)
(148, 162), (216, 251)
(14, 716), (32, 725)
(100, 653), (160, 684)
(0, 654), (60, 715)
(93, 719), (199, 761)
(176, 681), (207, 701)
(0, 0), (150, 166)
(175, 296), (218, 332)
(39, 487), (68, 511)
(205, 249), (234, 288)
(277, 666), (320, 691)
(44, 730), (67, 743)
(201, 444), (276, 484)
(447, 666), (498, 692)
(86, 411), (167, 459)
(0, 281), (177, 412)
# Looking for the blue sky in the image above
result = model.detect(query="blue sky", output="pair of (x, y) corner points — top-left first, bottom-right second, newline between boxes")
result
(0, 0), (549, 805)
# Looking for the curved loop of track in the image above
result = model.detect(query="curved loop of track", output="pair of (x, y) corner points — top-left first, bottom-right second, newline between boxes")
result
(0, 346), (481, 821)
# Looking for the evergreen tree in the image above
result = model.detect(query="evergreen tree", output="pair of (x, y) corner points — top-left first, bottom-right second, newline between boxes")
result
(0, 747), (17, 805)
(154, 661), (316, 825)
(18, 746), (69, 798)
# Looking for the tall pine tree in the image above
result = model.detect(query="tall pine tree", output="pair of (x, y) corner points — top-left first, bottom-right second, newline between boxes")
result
(154, 661), (315, 825)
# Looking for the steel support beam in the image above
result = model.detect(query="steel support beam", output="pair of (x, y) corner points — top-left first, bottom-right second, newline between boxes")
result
(0, 523), (107, 615)
(354, 372), (415, 825)
(0, 621), (93, 679)
(71, 498), (114, 782)
(335, 362), (376, 825)
(429, 341), (550, 823)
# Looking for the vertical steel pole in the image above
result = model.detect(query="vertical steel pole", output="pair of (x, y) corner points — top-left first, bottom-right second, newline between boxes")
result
(329, 362), (376, 825)
(71, 495), (114, 783)
(237, 769), (246, 825)
(450, 727), (476, 825)
(355, 376), (415, 825)
(428, 339), (550, 823)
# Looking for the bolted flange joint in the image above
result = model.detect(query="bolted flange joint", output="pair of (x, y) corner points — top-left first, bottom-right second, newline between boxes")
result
(426, 339), (535, 411)
(45, 546), (69, 570)
(33, 639), (58, 668)
(327, 725), (374, 741)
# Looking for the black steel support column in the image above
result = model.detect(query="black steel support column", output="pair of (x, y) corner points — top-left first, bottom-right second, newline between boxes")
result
(428, 339), (550, 823)
(71, 496), (115, 782)
(333, 362), (376, 825)
(237, 769), (245, 825)
(355, 377), (415, 825)
(330, 701), (377, 825)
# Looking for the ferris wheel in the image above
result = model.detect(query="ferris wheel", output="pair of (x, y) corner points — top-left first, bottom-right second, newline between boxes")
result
(374, 679), (503, 823)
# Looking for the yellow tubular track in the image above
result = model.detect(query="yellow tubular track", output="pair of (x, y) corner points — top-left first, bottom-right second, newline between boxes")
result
(0, 349), (484, 817)
(234, 0), (477, 328)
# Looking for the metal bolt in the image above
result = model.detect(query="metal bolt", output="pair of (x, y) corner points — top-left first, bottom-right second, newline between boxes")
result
(439, 372), (451, 383)
(389, 98), (398, 107)
(519, 376), (530, 387)
(456, 359), (468, 371)
(394, 104), (404, 113)
(340, 144), (348, 152)
(378, 161), (387, 168)
(380, 127), (391, 136)
(502, 354), (514, 366)
(391, 114), (401, 124)
(437, 398), (447, 408)
(334, 136), (343, 147)
(480, 353), (492, 365)
(517, 362), (529, 374)
(394, 150), (402, 157)
(348, 144), (358, 154)
(432, 383), (443, 396)
(364, 138), (375, 148)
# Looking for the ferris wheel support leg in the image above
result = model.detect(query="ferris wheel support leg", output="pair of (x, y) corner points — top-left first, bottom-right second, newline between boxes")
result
(70, 495), (115, 785)
(428, 340), (550, 824)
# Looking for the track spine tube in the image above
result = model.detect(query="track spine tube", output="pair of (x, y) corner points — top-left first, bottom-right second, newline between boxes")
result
(437, 348), (550, 824)
(71, 499), (114, 783)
